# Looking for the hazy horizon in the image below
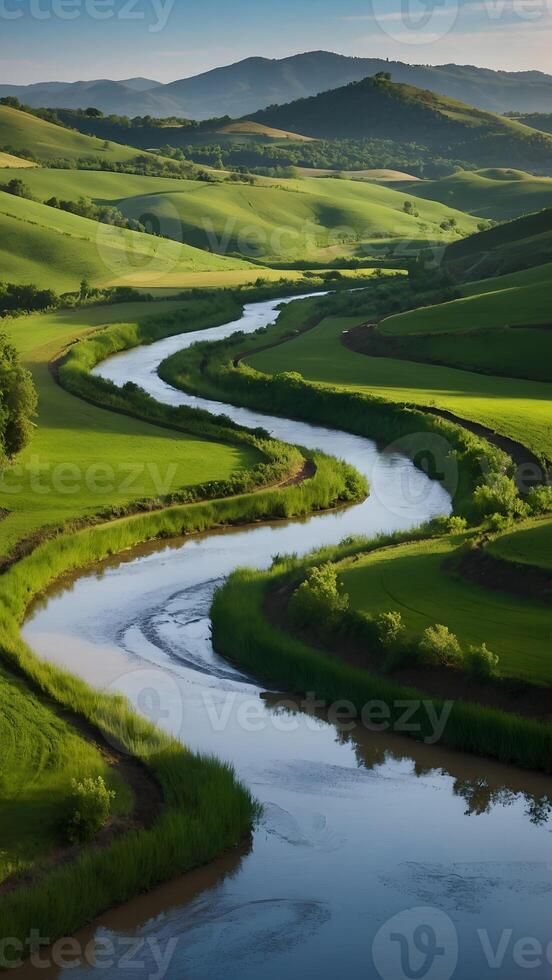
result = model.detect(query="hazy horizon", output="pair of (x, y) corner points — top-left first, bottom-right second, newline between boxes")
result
(1, 0), (551, 86)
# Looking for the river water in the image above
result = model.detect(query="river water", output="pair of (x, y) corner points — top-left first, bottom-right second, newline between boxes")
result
(22, 296), (552, 980)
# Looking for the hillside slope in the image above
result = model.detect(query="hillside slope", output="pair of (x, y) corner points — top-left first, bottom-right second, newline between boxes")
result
(0, 167), (482, 262)
(397, 169), (552, 220)
(444, 208), (552, 277)
(0, 190), (252, 290)
(250, 77), (552, 172)
(0, 105), (173, 166)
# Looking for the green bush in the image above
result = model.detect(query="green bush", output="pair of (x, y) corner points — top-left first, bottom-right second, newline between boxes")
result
(289, 563), (349, 633)
(419, 624), (463, 667)
(67, 776), (116, 844)
(527, 485), (552, 515)
(473, 474), (524, 517)
(485, 511), (515, 533)
(466, 643), (500, 681)
(429, 515), (468, 534)
(376, 610), (406, 648)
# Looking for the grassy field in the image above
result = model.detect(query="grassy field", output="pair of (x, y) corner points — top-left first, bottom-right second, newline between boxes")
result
(215, 120), (315, 141)
(0, 167), (482, 264)
(247, 313), (552, 461)
(488, 517), (552, 570)
(398, 168), (552, 221)
(338, 535), (552, 684)
(301, 168), (420, 181)
(381, 262), (552, 335)
(0, 664), (130, 883)
(0, 300), (259, 556)
(0, 189), (255, 291)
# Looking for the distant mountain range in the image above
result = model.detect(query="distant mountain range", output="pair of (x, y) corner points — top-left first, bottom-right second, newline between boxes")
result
(3, 51), (552, 119)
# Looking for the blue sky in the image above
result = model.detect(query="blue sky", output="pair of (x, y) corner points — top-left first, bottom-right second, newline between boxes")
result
(1, 0), (551, 84)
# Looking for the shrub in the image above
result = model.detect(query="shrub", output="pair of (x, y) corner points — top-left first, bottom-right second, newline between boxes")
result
(66, 776), (116, 844)
(485, 511), (515, 533)
(473, 474), (522, 517)
(376, 610), (406, 648)
(527, 485), (552, 515)
(466, 643), (500, 681)
(419, 624), (463, 667)
(289, 563), (349, 633)
(428, 515), (468, 534)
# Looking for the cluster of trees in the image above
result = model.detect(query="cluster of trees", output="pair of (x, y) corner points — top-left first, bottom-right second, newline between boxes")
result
(0, 179), (147, 232)
(0, 281), (58, 316)
(0, 143), (201, 179)
(0, 177), (32, 198)
(44, 195), (145, 232)
(0, 332), (37, 459)
(178, 138), (468, 179)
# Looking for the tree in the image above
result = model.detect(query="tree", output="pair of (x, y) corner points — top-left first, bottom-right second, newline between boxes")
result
(85, 107), (103, 117)
(289, 562), (349, 634)
(0, 334), (37, 458)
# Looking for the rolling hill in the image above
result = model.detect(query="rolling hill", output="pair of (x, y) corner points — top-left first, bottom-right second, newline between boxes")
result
(444, 207), (552, 277)
(0, 104), (185, 168)
(0, 166), (482, 263)
(250, 76), (552, 173)
(396, 169), (552, 221)
(6, 53), (552, 118)
(0, 189), (253, 291)
(370, 259), (552, 383)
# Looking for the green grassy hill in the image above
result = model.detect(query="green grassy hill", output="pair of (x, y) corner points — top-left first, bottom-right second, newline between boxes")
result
(371, 262), (552, 382)
(444, 208), (552, 278)
(397, 169), (552, 221)
(250, 76), (552, 173)
(0, 105), (159, 164)
(0, 166), (482, 263)
(0, 189), (254, 291)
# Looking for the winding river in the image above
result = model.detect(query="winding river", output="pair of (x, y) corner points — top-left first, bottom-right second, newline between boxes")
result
(22, 296), (552, 980)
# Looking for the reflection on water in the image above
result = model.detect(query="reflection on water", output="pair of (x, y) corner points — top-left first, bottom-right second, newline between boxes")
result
(20, 296), (552, 980)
